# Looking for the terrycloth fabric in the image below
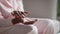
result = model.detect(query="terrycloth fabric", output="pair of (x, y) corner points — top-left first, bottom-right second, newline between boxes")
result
(0, 0), (24, 19)
(33, 18), (60, 34)
(0, 0), (24, 12)
(0, 24), (38, 34)
(0, 1), (60, 33)
(0, 18), (59, 34)
(27, 25), (38, 34)
(0, 1), (38, 34)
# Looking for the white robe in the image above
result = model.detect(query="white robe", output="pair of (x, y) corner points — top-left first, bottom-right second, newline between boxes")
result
(0, 0), (24, 19)
(0, 0), (38, 34)
(0, 24), (38, 34)
(33, 18), (60, 34)
(0, 0), (60, 34)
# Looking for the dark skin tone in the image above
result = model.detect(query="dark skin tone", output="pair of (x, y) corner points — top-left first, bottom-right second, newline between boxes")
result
(11, 11), (37, 25)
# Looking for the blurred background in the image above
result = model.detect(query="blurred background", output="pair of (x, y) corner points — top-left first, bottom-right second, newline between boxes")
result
(57, 0), (60, 16)
(23, 0), (57, 19)
(57, 0), (60, 21)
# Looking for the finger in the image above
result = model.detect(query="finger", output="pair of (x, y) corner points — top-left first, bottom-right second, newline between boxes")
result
(0, 0), (13, 8)
(11, 12), (14, 16)
(23, 11), (29, 16)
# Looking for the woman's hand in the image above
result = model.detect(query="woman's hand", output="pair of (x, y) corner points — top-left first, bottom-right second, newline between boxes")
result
(0, 0), (13, 19)
(0, 3), (13, 19)
(0, 0), (13, 8)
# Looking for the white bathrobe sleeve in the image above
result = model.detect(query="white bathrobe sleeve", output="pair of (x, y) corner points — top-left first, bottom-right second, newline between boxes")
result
(0, 2), (13, 19)
(16, 0), (24, 11)
(0, 0), (24, 19)
(0, 0), (13, 8)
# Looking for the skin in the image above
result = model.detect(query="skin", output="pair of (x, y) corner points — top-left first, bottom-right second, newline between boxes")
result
(11, 11), (37, 25)
(0, 0), (13, 8)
